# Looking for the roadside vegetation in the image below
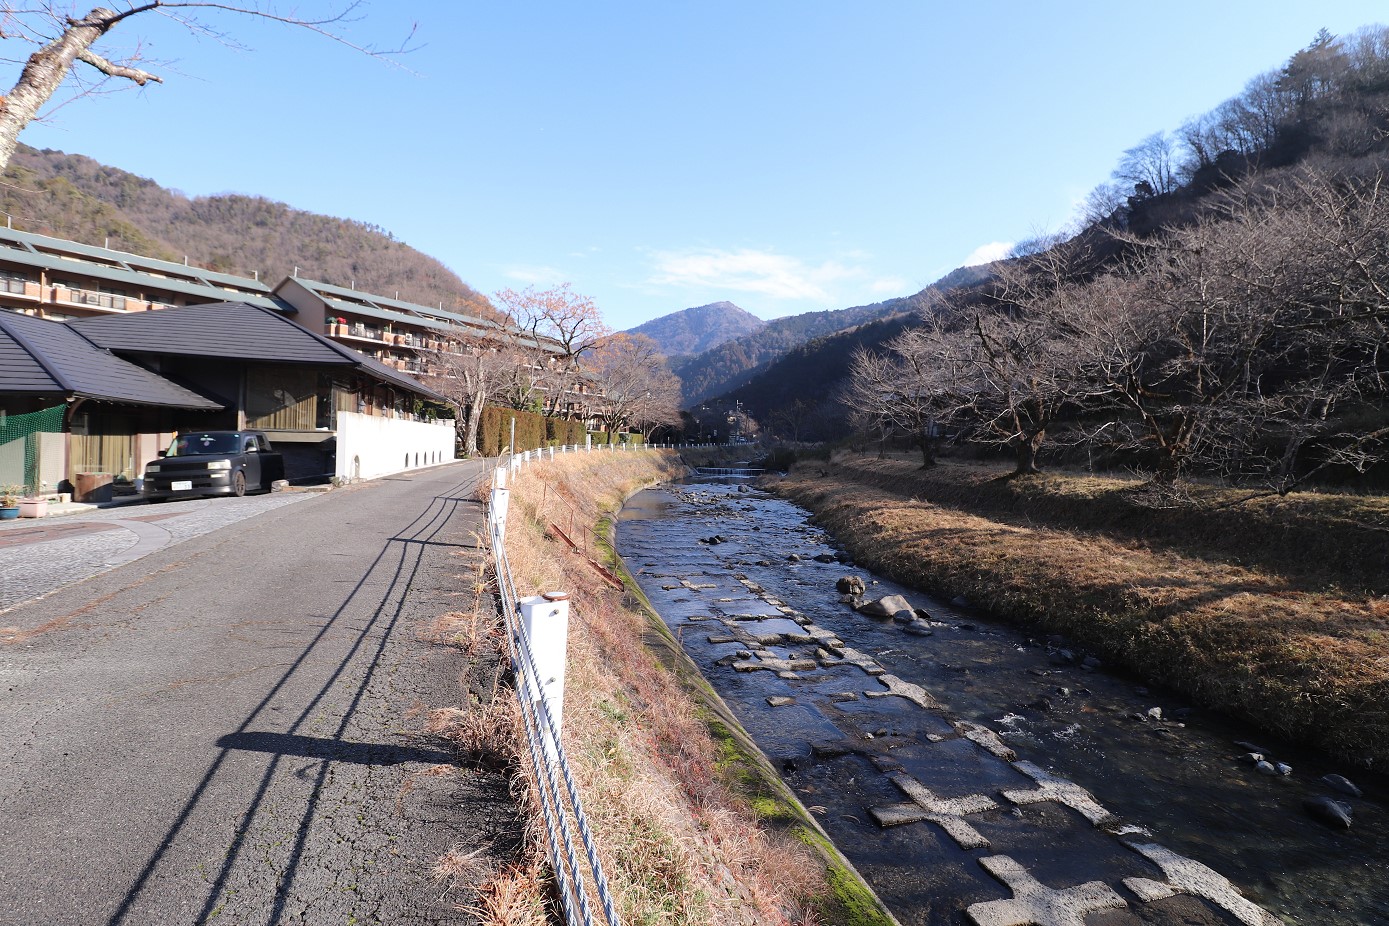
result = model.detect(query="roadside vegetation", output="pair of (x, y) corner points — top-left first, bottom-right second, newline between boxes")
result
(773, 453), (1389, 770)
(458, 449), (893, 926)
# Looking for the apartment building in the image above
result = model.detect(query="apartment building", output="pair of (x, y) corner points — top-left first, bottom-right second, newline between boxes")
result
(0, 225), (284, 319)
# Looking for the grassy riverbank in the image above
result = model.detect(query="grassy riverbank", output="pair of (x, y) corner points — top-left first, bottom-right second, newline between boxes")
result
(492, 450), (895, 926)
(773, 455), (1389, 770)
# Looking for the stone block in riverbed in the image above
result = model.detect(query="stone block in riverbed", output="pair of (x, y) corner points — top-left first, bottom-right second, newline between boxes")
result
(1121, 842), (1284, 926)
(864, 674), (942, 710)
(966, 855), (1126, 926)
(836, 644), (888, 676)
(869, 771), (997, 849)
(955, 721), (1018, 761)
(1002, 760), (1117, 827)
(732, 652), (818, 673)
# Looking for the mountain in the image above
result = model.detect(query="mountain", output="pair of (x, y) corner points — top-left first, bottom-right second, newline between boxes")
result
(627, 301), (765, 358)
(673, 264), (992, 407)
(0, 145), (499, 319)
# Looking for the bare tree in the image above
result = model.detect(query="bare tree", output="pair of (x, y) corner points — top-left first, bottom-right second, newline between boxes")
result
(0, 3), (415, 173)
(1076, 181), (1129, 229)
(1113, 131), (1181, 199)
(585, 332), (681, 438)
(842, 317), (965, 468)
(955, 244), (1112, 475)
(1086, 171), (1389, 490)
(767, 398), (813, 442)
(421, 329), (518, 457)
(494, 283), (610, 418)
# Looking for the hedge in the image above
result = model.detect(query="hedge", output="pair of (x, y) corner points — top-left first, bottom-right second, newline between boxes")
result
(546, 417), (587, 446)
(478, 407), (594, 456)
(589, 431), (644, 446)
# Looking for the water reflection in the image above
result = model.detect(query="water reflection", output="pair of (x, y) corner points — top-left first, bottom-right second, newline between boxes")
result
(616, 479), (1386, 926)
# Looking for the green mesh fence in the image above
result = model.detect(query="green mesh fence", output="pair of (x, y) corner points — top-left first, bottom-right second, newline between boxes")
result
(0, 404), (65, 492)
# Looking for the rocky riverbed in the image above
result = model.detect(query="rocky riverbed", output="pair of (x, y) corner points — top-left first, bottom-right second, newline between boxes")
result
(616, 479), (1387, 926)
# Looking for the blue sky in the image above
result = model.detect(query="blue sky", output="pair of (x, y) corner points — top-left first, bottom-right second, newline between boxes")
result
(13, 2), (1389, 330)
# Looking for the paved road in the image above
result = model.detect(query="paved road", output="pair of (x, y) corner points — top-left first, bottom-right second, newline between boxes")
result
(0, 492), (314, 614)
(0, 462), (519, 925)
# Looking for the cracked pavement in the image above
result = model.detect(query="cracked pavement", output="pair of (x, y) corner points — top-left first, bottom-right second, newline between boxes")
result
(0, 462), (518, 925)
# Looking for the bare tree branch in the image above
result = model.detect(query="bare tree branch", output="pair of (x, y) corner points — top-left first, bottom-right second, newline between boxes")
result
(0, 2), (417, 171)
(76, 46), (160, 84)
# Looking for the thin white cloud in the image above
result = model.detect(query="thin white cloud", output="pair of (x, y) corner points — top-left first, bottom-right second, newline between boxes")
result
(869, 277), (908, 295)
(962, 241), (1013, 267)
(502, 264), (567, 285)
(647, 247), (855, 301)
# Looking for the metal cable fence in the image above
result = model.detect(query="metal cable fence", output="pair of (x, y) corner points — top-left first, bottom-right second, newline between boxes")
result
(486, 443), (630, 926)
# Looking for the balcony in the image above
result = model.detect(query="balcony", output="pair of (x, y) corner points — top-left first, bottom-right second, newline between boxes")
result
(51, 286), (130, 314)
(0, 278), (42, 302)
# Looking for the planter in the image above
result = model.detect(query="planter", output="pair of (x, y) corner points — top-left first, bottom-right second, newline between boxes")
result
(0, 507), (17, 520)
(18, 498), (48, 518)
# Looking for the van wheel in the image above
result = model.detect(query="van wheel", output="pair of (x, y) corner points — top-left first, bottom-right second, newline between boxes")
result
(231, 471), (246, 497)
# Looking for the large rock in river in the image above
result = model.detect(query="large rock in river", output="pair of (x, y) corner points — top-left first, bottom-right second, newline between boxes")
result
(857, 594), (915, 620)
(1303, 796), (1353, 829)
(836, 575), (866, 596)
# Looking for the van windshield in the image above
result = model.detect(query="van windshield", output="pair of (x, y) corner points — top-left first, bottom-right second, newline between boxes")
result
(167, 433), (240, 456)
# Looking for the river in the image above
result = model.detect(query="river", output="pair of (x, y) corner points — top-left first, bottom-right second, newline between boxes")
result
(615, 477), (1387, 926)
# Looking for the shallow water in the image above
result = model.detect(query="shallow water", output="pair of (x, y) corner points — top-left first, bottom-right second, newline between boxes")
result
(616, 479), (1388, 926)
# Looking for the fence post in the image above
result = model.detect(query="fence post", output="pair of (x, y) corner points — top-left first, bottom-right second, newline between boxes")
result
(518, 591), (570, 761)
(490, 486), (510, 539)
(586, 433), (592, 452)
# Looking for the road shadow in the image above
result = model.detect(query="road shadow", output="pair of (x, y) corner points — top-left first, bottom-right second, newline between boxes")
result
(107, 463), (492, 926)
(216, 731), (455, 767)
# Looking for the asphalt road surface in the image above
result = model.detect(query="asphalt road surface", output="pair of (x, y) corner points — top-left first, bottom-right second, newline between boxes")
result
(0, 461), (519, 926)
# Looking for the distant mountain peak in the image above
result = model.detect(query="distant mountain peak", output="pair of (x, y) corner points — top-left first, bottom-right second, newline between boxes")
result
(626, 301), (765, 358)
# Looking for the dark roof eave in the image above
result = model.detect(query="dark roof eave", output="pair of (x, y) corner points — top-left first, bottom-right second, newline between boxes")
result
(73, 391), (223, 410)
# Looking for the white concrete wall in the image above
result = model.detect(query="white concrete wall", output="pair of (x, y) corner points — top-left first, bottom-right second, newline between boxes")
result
(335, 412), (455, 482)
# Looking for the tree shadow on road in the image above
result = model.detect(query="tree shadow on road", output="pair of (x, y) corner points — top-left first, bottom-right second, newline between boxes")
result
(106, 465), (494, 926)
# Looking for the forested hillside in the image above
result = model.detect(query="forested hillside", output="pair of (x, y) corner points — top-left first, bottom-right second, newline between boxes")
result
(825, 26), (1389, 491)
(0, 145), (498, 318)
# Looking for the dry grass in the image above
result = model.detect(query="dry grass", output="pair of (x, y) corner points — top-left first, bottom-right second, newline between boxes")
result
(468, 862), (550, 926)
(425, 686), (518, 764)
(822, 455), (1389, 594)
(776, 456), (1389, 768)
(499, 450), (868, 926)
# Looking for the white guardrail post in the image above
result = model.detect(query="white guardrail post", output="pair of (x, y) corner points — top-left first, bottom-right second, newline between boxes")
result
(490, 484), (510, 538)
(518, 591), (571, 762)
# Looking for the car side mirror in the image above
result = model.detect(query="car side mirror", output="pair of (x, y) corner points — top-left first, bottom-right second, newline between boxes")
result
(158, 450), (167, 458)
